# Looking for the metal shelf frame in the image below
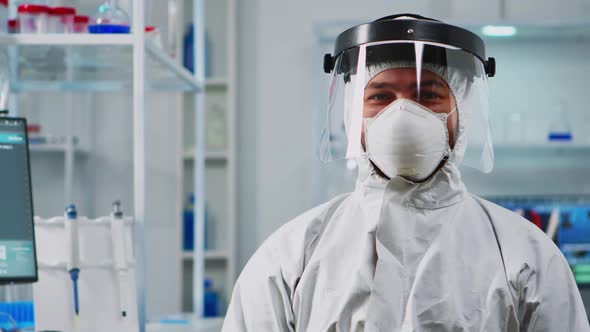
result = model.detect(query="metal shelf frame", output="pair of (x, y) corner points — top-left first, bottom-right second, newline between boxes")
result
(178, 0), (237, 315)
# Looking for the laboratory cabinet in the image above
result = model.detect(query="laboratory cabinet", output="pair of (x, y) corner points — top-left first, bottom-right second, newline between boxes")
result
(432, 0), (589, 23)
(431, 0), (502, 22)
(505, 0), (589, 22)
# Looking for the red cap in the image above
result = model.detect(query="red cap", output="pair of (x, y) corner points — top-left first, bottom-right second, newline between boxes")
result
(73, 15), (89, 23)
(27, 124), (41, 133)
(0, 0), (8, 7)
(145, 26), (156, 32)
(18, 4), (50, 14)
(7, 19), (18, 28)
(49, 7), (76, 15)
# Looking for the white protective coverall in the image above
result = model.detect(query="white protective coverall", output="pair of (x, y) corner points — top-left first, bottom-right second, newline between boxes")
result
(222, 151), (589, 331)
(222, 47), (589, 330)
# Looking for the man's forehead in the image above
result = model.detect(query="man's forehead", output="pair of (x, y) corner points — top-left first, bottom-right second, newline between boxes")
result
(371, 68), (445, 82)
(367, 68), (449, 88)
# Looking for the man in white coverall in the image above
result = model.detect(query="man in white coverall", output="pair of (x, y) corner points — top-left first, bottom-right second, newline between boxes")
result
(222, 14), (590, 331)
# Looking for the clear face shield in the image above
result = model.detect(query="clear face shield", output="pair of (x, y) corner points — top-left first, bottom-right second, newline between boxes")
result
(319, 40), (494, 181)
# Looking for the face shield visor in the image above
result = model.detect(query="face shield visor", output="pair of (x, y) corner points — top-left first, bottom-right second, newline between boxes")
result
(319, 16), (496, 176)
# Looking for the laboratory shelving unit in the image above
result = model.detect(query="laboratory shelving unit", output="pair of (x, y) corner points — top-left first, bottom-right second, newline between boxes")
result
(178, 0), (237, 313)
(1, 0), (217, 330)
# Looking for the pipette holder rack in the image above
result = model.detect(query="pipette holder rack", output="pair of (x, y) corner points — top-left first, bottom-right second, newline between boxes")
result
(33, 215), (138, 332)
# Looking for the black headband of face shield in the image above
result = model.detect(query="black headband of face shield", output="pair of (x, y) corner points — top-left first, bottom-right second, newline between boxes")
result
(323, 13), (496, 78)
(338, 42), (478, 83)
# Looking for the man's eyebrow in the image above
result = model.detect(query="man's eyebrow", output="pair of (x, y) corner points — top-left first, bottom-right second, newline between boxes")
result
(366, 81), (400, 90)
(365, 80), (447, 90)
(410, 80), (447, 89)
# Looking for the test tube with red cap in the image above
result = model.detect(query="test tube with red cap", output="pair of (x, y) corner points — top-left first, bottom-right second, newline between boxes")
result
(18, 4), (49, 33)
(73, 15), (89, 33)
(48, 6), (76, 33)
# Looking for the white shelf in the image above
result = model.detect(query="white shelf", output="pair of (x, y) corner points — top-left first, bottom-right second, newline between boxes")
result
(205, 78), (228, 89)
(495, 143), (590, 151)
(0, 33), (134, 45)
(182, 250), (228, 261)
(183, 149), (228, 161)
(491, 143), (590, 169)
(145, 41), (201, 91)
(147, 316), (224, 332)
(494, 143), (590, 158)
(2, 36), (200, 92)
(29, 143), (88, 154)
(12, 79), (225, 93)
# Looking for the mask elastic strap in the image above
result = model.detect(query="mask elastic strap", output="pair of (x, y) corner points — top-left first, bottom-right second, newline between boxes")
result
(444, 106), (457, 120)
(345, 44), (367, 159)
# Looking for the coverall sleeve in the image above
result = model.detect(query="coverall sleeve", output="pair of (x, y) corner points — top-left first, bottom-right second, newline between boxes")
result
(221, 241), (295, 332)
(521, 251), (590, 331)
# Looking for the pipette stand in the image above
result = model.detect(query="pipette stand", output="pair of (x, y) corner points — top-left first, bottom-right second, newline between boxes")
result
(33, 215), (138, 332)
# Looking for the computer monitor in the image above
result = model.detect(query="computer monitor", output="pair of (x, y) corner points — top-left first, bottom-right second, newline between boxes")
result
(0, 117), (38, 283)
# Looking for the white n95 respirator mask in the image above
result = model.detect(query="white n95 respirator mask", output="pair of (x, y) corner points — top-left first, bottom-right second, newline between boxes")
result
(364, 99), (454, 182)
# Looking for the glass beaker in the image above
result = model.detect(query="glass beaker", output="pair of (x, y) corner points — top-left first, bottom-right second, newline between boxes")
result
(88, 0), (130, 34)
(548, 100), (573, 142)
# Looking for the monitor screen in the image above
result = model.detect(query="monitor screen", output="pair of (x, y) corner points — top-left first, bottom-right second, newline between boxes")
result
(0, 117), (37, 283)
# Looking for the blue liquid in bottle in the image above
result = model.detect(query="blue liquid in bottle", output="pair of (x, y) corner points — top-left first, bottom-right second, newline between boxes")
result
(88, 24), (130, 34)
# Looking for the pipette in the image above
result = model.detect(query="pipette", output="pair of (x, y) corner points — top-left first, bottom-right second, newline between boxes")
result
(65, 204), (80, 317)
(546, 207), (561, 240)
(110, 200), (128, 318)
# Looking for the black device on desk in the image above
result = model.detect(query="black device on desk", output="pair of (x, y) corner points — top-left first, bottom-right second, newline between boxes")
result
(0, 117), (38, 283)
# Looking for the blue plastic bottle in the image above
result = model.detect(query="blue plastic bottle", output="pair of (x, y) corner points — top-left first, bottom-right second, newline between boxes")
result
(183, 24), (212, 77)
(0, 301), (34, 330)
(182, 193), (208, 251)
(203, 279), (219, 317)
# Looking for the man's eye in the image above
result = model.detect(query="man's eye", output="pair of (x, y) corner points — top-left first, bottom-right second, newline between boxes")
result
(419, 92), (442, 100)
(368, 93), (391, 101)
